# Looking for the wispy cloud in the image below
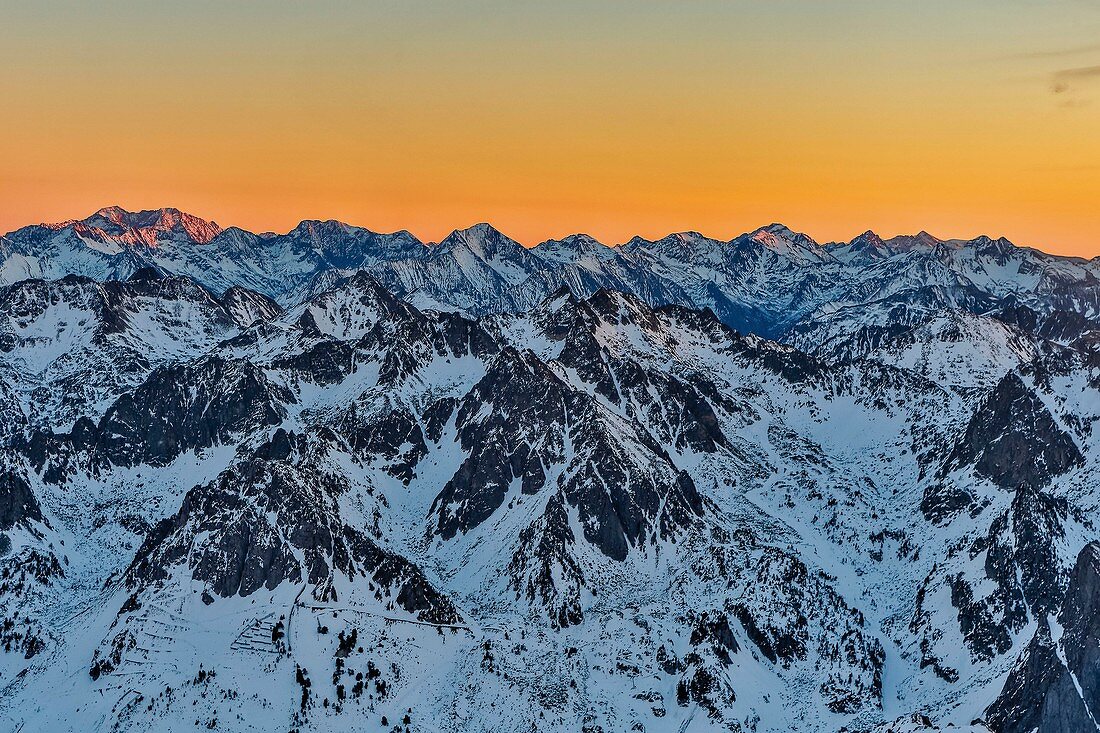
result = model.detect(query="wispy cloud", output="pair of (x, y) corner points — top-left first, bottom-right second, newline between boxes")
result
(1054, 64), (1100, 79)
(1047, 63), (1100, 107)
(1003, 42), (1100, 60)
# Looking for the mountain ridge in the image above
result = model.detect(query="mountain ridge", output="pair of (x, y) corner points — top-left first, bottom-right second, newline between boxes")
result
(8, 205), (1097, 260)
(1, 206), (1099, 732)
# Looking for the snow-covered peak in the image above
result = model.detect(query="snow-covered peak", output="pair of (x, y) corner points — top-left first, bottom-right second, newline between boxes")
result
(884, 230), (944, 253)
(622, 231), (726, 268)
(290, 218), (362, 240)
(73, 206), (223, 246)
(2, 216), (1099, 733)
(754, 222), (819, 247)
(825, 231), (892, 263)
(437, 223), (526, 259)
(532, 234), (619, 265)
(427, 223), (542, 288)
(849, 230), (888, 253)
(967, 234), (1017, 260)
(285, 219), (424, 266)
(736, 223), (833, 265)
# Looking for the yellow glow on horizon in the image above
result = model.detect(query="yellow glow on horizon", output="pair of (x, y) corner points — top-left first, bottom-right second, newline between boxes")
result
(2, 1), (1099, 256)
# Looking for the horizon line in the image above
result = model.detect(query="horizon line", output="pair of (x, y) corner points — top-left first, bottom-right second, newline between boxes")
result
(6, 203), (1097, 261)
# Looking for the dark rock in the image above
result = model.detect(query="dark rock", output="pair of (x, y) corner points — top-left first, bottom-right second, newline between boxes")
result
(986, 542), (1100, 732)
(942, 373), (1082, 491)
(0, 469), (43, 531)
(125, 435), (459, 623)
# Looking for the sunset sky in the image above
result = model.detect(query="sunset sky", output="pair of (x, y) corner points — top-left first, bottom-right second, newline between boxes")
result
(3, 1), (1100, 256)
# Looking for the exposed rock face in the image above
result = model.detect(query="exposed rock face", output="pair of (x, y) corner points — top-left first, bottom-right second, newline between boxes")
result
(941, 372), (1082, 493)
(220, 285), (282, 327)
(944, 486), (1071, 663)
(92, 357), (291, 467)
(30, 356), (292, 475)
(336, 403), (427, 483)
(430, 347), (703, 561)
(507, 491), (585, 628)
(272, 339), (356, 385)
(127, 430), (458, 623)
(732, 547), (885, 714)
(918, 371), (1087, 667)
(0, 469), (42, 531)
(986, 542), (1100, 733)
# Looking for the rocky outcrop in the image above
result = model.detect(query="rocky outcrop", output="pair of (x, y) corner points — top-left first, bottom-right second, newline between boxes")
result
(30, 356), (292, 475)
(940, 372), (1082, 493)
(126, 430), (458, 623)
(986, 542), (1100, 733)
(0, 469), (42, 532)
(430, 347), (703, 561)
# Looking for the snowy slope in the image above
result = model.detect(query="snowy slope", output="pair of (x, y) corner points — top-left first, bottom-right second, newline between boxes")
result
(0, 210), (1099, 733)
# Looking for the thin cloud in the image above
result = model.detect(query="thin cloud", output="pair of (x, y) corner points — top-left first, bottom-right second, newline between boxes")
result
(1054, 64), (1100, 79)
(1003, 42), (1100, 60)
(1048, 64), (1100, 106)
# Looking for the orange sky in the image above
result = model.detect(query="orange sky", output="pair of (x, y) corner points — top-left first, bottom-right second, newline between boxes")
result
(3, 1), (1100, 255)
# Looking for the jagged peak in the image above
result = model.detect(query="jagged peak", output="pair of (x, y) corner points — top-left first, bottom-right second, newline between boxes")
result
(621, 231), (724, 263)
(536, 233), (607, 250)
(885, 230), (943, 251)
(560, 233), (604, 246)
(734, 223), (831, 264)
(437, 222), (528, 260)
(850, 230), (887, 248)
(745, 222), (819, 247)
(970, 234), (1018, 257)
(288, 219), (419, 242)
(443, 222), (509, 242)
(41, 205), (223, 246)
(291, 218), (366, 237)
(826, 230), (891, 259)
(578, 287), (660, 328)
(313, 269), (404, 307)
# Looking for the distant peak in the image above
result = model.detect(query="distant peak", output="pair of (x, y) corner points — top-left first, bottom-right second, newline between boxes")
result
(883, 230), (944, 252)
(761, 222), (796, 235)
(749, 223), (819, 247)
(92, 205), (132, 223)
(451, 222), (506, 239)
(440, 223), (524, 257)
(292, 219), (362, 238)
(971, 234), (1013, 247)
(742, 224), (825, 262)
(848, 230), (888, 252)
(532, 234), (613, 260)
(73, 206), (223, 245)
(557, 233), (603, 246)
(852, 229), (884, 244)
(971, 234), (1017, 257)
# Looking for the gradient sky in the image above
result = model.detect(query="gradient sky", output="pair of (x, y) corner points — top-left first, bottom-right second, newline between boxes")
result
(3, 1), (1100, 255)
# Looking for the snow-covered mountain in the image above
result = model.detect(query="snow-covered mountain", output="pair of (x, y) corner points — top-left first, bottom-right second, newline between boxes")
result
(8, 208), (1098, 346)
(1, 208), (1099, 732)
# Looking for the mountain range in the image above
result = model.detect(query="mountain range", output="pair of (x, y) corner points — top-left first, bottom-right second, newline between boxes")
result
(1, 206), (1099, 733)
